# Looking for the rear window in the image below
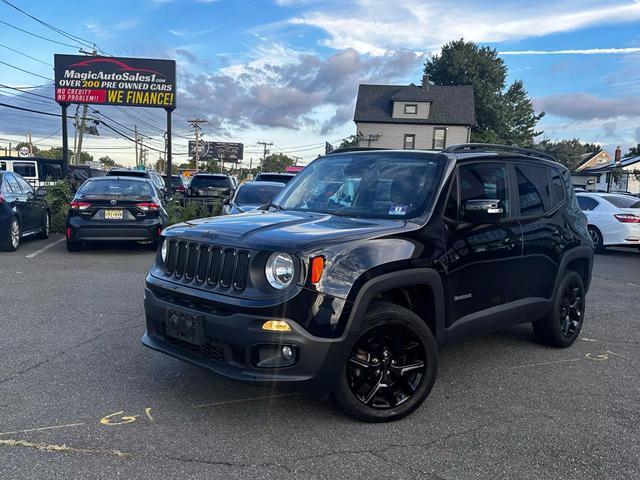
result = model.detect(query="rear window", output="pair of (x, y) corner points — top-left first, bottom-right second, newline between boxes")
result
(256, 174), (294, 183)
(190, 176), (229, 188)
(601, 195), (640, 208)
(77, 179), (153, 198)
(235, 183), (284, 205)
(106, 170), (148, 178)
(165, 176), (183, 187)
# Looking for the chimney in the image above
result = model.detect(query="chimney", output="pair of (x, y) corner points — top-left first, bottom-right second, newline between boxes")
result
(615, 146), (621, 166)
(422, 74), (430, 90)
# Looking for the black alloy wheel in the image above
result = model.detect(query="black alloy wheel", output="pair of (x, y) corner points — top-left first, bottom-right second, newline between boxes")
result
(533, 270), (585, 348)
(333, 302), (438, 422)
(348, 325), (426, 409)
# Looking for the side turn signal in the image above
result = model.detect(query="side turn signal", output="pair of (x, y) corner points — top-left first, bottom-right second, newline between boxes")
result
(311, 256), (324, 284)
(262, 320), (292, 332)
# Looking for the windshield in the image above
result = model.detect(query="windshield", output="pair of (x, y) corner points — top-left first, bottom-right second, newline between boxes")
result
(235, 183), (284, 205)
(78, 179), (153, 198)
(273, 152), (446, 219)
(602, 195), (640, 208)
(190, 176), (229, 188)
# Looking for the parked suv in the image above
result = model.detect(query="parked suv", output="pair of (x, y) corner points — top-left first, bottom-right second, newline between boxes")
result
(142, 145), (594, 422)
(185, 174), (234, 201)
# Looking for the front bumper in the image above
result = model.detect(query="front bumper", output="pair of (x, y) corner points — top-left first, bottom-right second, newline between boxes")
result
(68, 217), (163, 242)
(142, 285), (348, 390)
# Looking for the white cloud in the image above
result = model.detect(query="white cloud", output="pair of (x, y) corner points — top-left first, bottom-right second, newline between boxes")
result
(500, 47), (640, 55)
(289, 0), (640, 55)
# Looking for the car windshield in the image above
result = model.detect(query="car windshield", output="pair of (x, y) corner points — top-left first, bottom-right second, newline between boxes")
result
(235, 183), (284, 205)
(601, 195), (640, 208)
(191, 176), (229, 188)
(273, 152), (446, 219)
(77, 179), (153, 198)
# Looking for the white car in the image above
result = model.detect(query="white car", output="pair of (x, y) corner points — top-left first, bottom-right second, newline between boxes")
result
(576, 192), (640, 252)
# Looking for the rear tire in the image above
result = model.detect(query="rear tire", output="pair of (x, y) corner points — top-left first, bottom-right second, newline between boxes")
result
(533, 271), (585, 348)
(333, 301), (438, 422)
(37, 212), (50, 240)
(66, 239), (82, 252)
(588, 226), (605, 253)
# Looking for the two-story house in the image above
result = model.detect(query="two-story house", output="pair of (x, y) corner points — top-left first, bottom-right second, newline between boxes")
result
(353, 75), (475, 150)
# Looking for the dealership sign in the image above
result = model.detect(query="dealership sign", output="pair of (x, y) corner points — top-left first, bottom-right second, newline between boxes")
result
(188, 141), (244, 163)
(54, 54), (176, 108)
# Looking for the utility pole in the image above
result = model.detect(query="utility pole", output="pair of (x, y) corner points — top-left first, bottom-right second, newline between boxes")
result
(27, 130), (33, 156)
(257, 141), (273, 172)
(188, 119), (207, 170)
(75, 104), (89, 164)
(72, 105), (80, 164)
(134, 124), (139, 166)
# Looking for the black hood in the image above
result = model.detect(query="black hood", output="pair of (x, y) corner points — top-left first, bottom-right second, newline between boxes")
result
(164, 210), (406, 252)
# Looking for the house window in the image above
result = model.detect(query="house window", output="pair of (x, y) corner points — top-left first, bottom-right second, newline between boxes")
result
(404, 104), (418, 114)
(403, 134), (415, 150)
(433, 128), (446, 150)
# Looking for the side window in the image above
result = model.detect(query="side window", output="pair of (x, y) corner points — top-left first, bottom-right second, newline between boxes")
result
(13, 162), (37, 178)
(43, 163), (63, 179)
(548, 167), (565, 207)
(515, 164), (549, 216)
(6, 174), (21, 193)
(16, 176), (34, 194)
(577, 196), (598, 211)
(459, 163), (510, 218)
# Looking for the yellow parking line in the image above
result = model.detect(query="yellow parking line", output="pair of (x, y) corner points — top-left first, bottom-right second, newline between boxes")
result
(0, 422), (85, 437)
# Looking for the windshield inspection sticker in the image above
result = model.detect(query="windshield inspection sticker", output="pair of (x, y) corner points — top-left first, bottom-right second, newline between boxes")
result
(389, 205), (408, 216)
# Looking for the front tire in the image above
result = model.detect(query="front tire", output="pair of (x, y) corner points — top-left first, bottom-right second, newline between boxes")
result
(533, 271), (585, 348)
(0, 217), (20, 251)
(588, 226), (604, 253)
(333, 302), (438, 422)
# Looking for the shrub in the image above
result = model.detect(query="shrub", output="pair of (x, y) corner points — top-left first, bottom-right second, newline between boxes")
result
(44, 180), (72, 233)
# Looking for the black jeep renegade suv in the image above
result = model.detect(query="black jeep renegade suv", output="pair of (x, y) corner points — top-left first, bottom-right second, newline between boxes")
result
(142, 144), (594, 422)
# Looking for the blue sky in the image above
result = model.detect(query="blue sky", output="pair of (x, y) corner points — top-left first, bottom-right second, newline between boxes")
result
(2, 0), (640, 165)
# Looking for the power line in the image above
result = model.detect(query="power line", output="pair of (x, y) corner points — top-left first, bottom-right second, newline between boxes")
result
(0, 19), (78, 49)
(1, 0), (97, 49)
(0, 83), (53, 99)
(0, 42), (52, 66)
(0, 60), (52, 81)
(0, 101), (61, 117)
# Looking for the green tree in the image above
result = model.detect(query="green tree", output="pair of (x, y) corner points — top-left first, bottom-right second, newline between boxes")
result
(424, 39), (543, 145)
(536, 139), (601, 171)
(99, 156), (116, 168)
(338, 135), (358, 149)
(261, 153), (296, 172)
(625, 144), (640, 158)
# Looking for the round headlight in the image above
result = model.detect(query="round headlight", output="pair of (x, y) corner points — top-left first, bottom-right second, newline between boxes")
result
(265, 252), (294, 289)
(160, 239), (168, 262)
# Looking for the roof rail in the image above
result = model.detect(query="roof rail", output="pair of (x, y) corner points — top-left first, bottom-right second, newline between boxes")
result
(326, 147), (388, 155)
(442, 143), (556, 162)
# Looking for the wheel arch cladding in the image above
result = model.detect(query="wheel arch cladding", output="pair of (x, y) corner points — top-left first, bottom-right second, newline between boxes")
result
(345, 269), (446, 346)
(554, 246), (594, 294)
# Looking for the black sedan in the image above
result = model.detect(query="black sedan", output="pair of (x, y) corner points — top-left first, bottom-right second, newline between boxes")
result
(66, 176), (168, 252)
(0, 171), (49, 251)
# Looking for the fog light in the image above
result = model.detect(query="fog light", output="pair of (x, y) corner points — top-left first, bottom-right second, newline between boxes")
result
(281, 345), (293, 360)
(262, 320), (292, 332)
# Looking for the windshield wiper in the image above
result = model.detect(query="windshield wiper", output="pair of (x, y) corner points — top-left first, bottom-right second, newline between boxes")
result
(260, 202), (286, 211)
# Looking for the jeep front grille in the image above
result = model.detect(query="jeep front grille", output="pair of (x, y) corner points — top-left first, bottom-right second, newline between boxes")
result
(164, 240), (250, 291)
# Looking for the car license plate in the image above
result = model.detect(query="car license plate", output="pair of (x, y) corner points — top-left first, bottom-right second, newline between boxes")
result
(166, 309), (205, 345)
(104, 209), (123, 220)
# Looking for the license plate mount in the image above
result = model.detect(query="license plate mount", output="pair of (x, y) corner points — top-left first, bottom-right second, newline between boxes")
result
(166, 309), (205, 345)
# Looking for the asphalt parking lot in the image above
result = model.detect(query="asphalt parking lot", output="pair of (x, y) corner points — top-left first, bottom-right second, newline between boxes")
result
(0, 236), (639, 479)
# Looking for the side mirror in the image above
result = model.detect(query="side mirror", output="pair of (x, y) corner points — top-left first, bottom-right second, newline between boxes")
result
(36, 186), (47, 197)
(222, 197), (230, 205)
(462, 199), (505, 223)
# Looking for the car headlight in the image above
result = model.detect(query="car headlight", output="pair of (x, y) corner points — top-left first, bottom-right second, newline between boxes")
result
(265, 252), (294, 289)
(160, 238), (168, 262)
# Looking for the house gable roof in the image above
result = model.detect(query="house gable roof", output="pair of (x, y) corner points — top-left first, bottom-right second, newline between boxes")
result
(354, 84), (475, 126)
